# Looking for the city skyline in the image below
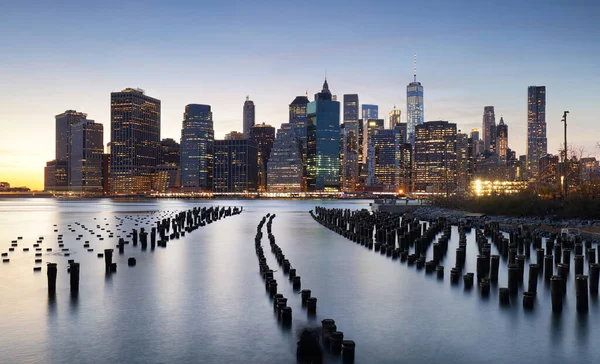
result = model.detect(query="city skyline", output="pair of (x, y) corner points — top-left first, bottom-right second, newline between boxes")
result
(1, 1), (599, 189)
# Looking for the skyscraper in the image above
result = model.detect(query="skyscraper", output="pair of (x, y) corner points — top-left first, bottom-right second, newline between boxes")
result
(361, 104), (378, 120)
(482, 106), (496, 154)
(497, 117), (508, 164)
(369, 129), (396, 190)
(55, 110), (87, 188)
(342, 94), (360, 191)
(180, 104), (214, 192)
(306, 78), (341, 191)
(213, 139), (258, 193)
(362, 118), (385, 165)
(160, 138), (180, 165)
(44, 160), (68, 192)
(70, 119), (104, 194)
(155, 138), (180, 192)
(243, 96), (255, 139)
(267, 123), (303, 193)
(407, 54), (424, 144)
(250, 123), (276, 192)
(389, 106), (401, 129)
(413, 121), (457, 194)
(527, 86), (547, 179)
(110, 88), (161, 193)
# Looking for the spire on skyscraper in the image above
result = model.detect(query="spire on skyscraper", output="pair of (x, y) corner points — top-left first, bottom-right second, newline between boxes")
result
(413, 53), (417, 82)
(499, 116), (505, 125)
(322, 77), (330, 94)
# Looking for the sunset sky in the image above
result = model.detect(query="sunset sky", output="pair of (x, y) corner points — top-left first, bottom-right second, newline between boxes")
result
(1, 0), (598, 190)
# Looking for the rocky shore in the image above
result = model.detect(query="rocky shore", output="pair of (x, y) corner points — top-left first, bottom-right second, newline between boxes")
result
(412, 206), (600, 238)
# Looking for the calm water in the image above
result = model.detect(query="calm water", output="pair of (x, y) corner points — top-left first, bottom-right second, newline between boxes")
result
(0, 198), (597, 364)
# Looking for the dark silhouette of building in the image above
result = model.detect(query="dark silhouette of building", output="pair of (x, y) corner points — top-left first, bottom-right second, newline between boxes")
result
(250, 123), (275, 192)
(527, 86), (547, 179)
(214, 139), (258, 193)
(243, 96), (255, 139)
(180, 104), (214, 192)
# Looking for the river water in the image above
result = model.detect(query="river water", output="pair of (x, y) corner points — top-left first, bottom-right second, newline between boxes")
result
(0, 199), (597, 363)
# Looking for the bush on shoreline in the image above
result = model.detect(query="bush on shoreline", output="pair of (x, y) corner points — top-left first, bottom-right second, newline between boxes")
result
(433, 192), (600, 219)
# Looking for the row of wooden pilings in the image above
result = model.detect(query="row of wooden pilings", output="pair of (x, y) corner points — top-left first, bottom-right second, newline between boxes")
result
(311, 206), (598, 313)
(40, 206), (243, 299)
(254, 214), (355, 363)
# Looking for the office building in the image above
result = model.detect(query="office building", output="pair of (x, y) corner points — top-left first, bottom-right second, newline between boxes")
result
(225, 131), (245, 140)
(251, 123), (276, 192)
(362, 118), (384, 164)
(153, 164), (180, 192)
(456, 131), (470, 194)
(407, 55), (424, 144)
(389, 106), (401, 129)
(243, 96), (255, 139)
(102, 154), (110, 195)
(55, 110), (87, 188)
(180, 104), (214, 192)
(213, 139), (258, 193)
(342, 94), (360, 191)
(44, 160), (68, 192)
(368, 129), (396, 191)
(267, 123), (303, 193)
(306, 78), (341, 191)
(361, 104), (378, 120)
(110, 88), (161, 193)
(413, 121), (457, 194)
(71, 119), (104, 194)
(482, 106), (496, 154)
(496, 117), (508, 164)
(160, 138), (180, 166)
(527, 86), (547, 179)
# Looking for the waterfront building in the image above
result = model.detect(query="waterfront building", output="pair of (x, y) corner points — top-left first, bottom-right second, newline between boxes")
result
(289, 95), (309, 189)
(396, 142), (412, 193)
(160, 138), (180, 166)
(406, 55), (424, 144)
(243, 96), (255, 139)
(250, 123), (276, 192)
(496, 117), (508, 164)
(306, 78), (341, 191)
(413, 121), (457, 194)
(456, 131), (471, 194)
(369, 129), (396, 191)
(471, 179), (528, 197)
(180, 104), (214, 192)
(55, 110), (87, 188)
(267, 123), (303, 193)
(527, 86), (547, 179)
(102, 154), (110, 195)
(482, 106), (496, 154)
(70, 119), (104, 194)
(213, 139), (258, 193)
(153, 164), (180, 192)
(44, 160), (68, 192)
(110, 88), (161, 193)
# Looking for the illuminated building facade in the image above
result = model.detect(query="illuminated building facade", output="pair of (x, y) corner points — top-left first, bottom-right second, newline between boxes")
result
(267, 123), (303, 192)
(102, 154), (110, 195)
(213, 139), (258, 193)
(527, 86), (547, 179)
(369, 129), (396, 190)
(55, 110), (87, 188)
(71, 119), (104, 194)
(456, 132), (471, 194)
(306, 79), (341, 191)
(180, 104), (214, 192)
(471, 180), (528, 197)
(413, 121), (457, 194)
(362, 118), (384, 165)
(406, 71), (424, 145)
(243, 96), (255, 139)
(496, 117), (508, 164)
(361, 104), (378, 121)
(110, 88), (161, 193)
(389, 106), (401, 129)
(44, 160), (68, 192)
(153, 164), (181, 192)
(482, 106), (496, 154)
(342, 94), (359, 191)
(396, 142), (412, 193)
(225, 131), (245, 140)
(251, 123), (276, 192)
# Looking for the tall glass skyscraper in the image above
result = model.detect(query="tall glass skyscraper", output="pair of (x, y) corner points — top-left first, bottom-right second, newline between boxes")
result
(213, 139), (258, 193)
(482, 106), (496, 154)
(55, 110), (87, 188)
(361, 104), (378, 120)
(110, 88), (161, 194)
(180, 104), (214, 192)
(306, 79), (341, 191)
(526, 86), (546, 179)
(243, 96), (255, 139)
(342, 94), (359, 191)
(267, 123), (303, 193)
(407, 57), (424, 144)
(497, 117), (508, 164)
(71, 119), (104, 194)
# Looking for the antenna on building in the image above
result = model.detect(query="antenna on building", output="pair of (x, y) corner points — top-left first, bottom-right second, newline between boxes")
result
(413, 53), (417, 82)
(246, 95), (249, 101)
